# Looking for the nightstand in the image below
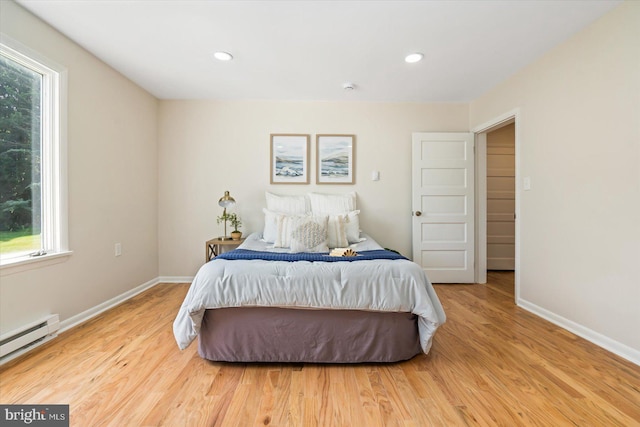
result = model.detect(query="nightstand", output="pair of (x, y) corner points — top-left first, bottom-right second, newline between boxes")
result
(205, 238), (245, 262)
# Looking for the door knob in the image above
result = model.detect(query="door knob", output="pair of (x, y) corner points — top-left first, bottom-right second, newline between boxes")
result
(415, 211), (422, 216)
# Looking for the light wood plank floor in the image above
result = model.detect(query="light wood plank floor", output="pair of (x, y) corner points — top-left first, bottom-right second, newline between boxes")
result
(1, 272), (639, 426)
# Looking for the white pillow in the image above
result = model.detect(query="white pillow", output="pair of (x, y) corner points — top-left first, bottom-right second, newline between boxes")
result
(326, 214), (348, 248)
(266, 192), (309, 214)
(274, 214), (328, 249)
(262, 208), (280, 243)
(342, 210), (361, 243)
(290, 217), (330, 253)
(308, 192), (356, 214)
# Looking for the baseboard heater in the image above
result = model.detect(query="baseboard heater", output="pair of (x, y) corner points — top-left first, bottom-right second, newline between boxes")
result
(0, 314), (60, 364)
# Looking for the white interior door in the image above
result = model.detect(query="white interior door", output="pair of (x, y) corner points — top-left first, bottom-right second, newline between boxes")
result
(412, 132), (475, 283)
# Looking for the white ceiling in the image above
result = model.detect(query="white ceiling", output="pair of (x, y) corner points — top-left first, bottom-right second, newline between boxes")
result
(16, 0), (621, 102)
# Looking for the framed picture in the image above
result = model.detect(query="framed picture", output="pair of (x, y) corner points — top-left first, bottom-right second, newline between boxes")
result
(270, 134), (310, 184)
(316, 134), (356, 184)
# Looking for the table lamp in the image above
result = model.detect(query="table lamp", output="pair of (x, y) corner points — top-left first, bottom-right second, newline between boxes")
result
(218, 190), (236, 240)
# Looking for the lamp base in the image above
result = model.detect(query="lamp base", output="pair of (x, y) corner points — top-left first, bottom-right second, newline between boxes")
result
(218, 236), (233, 241)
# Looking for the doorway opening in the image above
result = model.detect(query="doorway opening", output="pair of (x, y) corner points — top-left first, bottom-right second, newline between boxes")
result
(486, 123), (515, 271)
(473, 110), (520, 301)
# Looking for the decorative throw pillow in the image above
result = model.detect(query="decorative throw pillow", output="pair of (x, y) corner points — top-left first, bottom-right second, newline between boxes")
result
(308, 192), (356, 214)
(290, 217), (329, 253)
(265, 192), (309, 214)
(326, 214), (348, 248)
(274, 214), (304, 248)
(274, 214), (327, 248)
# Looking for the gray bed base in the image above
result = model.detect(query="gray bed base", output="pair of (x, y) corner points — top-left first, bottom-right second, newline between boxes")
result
(197, 306), (422, 363)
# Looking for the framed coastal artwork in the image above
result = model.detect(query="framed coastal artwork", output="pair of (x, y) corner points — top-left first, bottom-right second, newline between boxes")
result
(270, 134), (310, 184)
(316, 134), (355, 184)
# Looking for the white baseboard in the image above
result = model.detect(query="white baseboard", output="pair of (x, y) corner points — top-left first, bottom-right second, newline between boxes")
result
(59, 277), (160, 333)
(517, 298), (640, 366)
(37, 276), (191, 336)
(158, 276), (194, 283)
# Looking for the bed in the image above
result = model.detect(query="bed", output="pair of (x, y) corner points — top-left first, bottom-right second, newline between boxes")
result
(173, 192), (446, 363)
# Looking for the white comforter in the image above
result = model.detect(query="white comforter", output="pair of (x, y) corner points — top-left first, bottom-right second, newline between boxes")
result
(173, 233), (446, 353)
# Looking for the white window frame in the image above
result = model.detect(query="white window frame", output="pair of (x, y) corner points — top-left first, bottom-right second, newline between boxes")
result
(0, 34), (70, 271)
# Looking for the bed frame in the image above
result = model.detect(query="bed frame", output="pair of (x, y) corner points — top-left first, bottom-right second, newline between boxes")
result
(198, 307), (422, 363)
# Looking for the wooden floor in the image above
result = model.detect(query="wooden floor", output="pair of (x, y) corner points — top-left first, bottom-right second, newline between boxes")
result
(1, 271), (639, 426)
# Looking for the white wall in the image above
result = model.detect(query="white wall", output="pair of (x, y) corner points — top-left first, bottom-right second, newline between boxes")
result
(0, 2), (159, 334)
(158, 101), (468, 276)
(470, 1), (640, 357)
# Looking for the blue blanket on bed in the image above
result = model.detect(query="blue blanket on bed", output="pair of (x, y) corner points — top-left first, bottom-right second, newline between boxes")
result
(214, 249), (407, 262)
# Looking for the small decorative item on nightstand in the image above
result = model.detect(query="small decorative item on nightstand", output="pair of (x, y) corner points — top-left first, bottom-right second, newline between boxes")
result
(228, 213), (242, 240)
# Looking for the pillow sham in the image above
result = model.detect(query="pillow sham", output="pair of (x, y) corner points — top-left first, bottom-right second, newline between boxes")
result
(308, 192), (356, 214)
(341, 210), (361, 243)
(262, 208), (280, 243)
(290, 217), (330, 253)
(265, 191), (309, 214)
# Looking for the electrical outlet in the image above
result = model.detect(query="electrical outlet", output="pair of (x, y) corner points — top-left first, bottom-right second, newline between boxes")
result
(115, 243), (122, 257)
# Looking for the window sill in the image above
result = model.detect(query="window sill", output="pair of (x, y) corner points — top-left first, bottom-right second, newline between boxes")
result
(0, 250), (73, 276)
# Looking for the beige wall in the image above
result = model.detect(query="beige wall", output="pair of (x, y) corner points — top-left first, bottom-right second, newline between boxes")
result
(470, 1), (640, 354)
(0, 2), (159, 334)
(158, 101), (468, 276)
(3, 0), (638, 363)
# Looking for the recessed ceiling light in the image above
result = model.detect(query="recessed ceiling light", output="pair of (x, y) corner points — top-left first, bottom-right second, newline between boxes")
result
(214, 51), (233, 61)
(405, 53), (423, 63)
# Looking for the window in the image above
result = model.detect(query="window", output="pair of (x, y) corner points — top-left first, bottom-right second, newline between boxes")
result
(0, 36), (68, 267)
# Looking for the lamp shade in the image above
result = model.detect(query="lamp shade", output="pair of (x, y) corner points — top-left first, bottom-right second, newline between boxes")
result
(218, 191), (236, 208)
